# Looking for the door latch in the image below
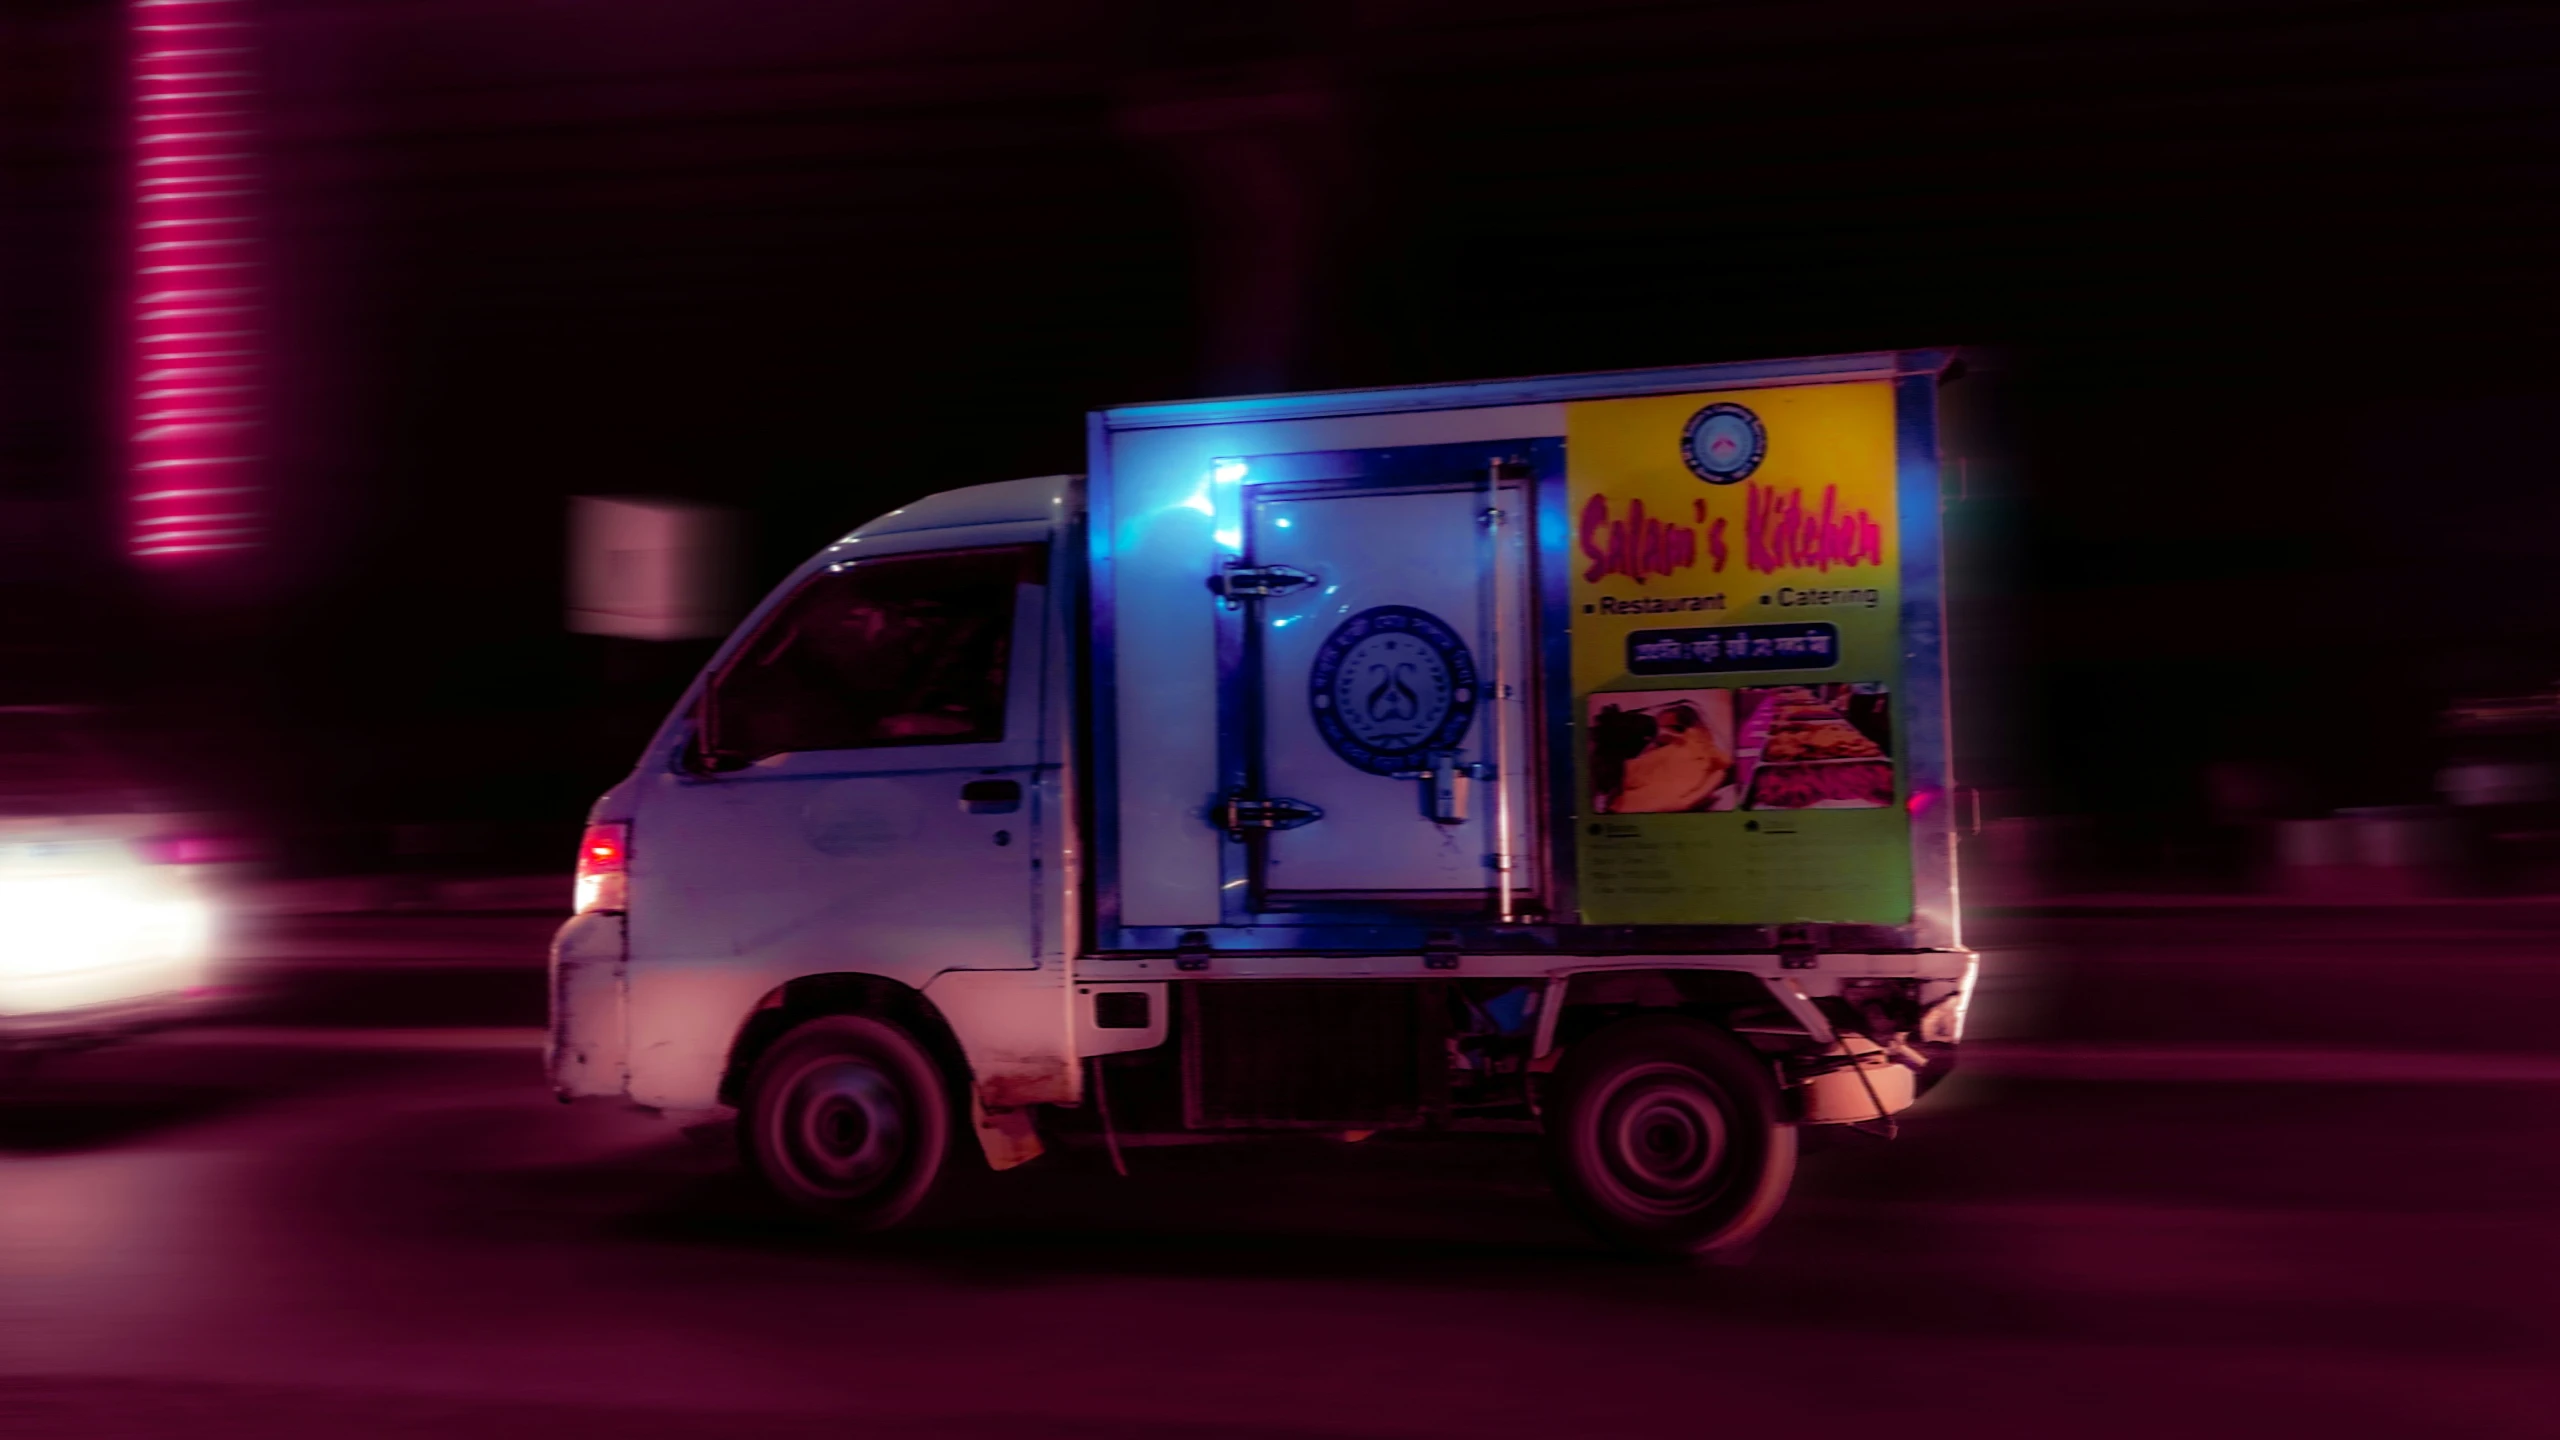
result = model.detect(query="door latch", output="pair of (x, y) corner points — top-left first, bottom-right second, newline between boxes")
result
(1216, 792), (1324, 841)
(1206, 563), (1317, 609)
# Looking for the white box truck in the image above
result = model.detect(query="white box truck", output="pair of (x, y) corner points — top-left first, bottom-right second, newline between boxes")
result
(550, 351), (1976, 1255)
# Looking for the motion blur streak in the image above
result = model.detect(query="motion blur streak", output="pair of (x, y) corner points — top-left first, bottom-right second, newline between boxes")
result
(127, 0), (262, 566)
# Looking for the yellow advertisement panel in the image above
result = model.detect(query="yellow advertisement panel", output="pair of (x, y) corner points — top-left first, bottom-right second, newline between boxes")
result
(1569, 381), (1910, 924)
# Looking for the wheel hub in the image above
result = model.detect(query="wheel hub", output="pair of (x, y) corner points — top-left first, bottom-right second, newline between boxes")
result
(784, 1058), (909, 1195)
(1597, 1065), (1731, 1211)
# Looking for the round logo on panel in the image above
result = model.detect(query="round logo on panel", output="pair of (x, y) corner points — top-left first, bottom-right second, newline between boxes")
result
(1308, 605), (1479, 777)
(1681, 402), (1768, 484)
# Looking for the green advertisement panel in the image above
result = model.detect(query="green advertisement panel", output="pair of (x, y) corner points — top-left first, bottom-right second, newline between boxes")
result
(1569, 381), (1912, 924)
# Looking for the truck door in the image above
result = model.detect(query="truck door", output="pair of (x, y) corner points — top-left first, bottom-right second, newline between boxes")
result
(627, 542), (1049, 991)
(1232, 458), (1538, 913)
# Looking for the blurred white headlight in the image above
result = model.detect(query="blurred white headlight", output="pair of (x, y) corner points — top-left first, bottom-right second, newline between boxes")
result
(0, 863), (213, 980)
(1, 875), (134, 977)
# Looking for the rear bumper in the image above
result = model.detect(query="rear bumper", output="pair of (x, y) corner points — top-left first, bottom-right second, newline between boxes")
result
(547, 909), (629, 1099)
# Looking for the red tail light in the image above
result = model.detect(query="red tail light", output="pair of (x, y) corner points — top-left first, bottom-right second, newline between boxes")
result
(574, 821), (628, 914)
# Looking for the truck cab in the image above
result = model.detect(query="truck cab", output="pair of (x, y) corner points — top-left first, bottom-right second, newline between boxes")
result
(551, 352), (1977, 1256)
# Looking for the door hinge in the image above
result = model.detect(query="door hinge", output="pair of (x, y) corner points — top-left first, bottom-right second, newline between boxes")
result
(1776, 923), (1821, 970)
(1216, 792), (1324, 841)
(1207, 562), (1318, 609)
(1423, 931), (1461, 971)
(1175, 930), (1211, 972)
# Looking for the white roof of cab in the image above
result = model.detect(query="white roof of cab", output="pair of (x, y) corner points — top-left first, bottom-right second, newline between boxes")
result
(842, 476), (1075, 542)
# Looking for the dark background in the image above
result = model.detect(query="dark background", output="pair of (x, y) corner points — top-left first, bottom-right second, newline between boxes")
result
(4, 0), (2555, 881)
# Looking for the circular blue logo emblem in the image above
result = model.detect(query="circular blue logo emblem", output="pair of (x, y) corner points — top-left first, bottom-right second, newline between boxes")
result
(1308, 605), (1478, 777)
(1681, 402), (1767, 484)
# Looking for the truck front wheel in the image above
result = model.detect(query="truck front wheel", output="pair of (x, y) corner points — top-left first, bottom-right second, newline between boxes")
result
(741, 1014), (954, 1230)
(1543, 1015), (1797, 1258)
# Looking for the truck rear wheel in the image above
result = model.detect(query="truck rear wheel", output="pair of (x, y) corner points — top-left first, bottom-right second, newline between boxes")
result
(1543, 1015), (1796, 1258)
(741, 1014), (954, 1230)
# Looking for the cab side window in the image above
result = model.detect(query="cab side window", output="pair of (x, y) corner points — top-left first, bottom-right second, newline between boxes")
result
(697, 544), (1040, 766)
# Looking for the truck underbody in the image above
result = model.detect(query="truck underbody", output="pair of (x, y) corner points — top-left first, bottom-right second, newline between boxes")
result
(1043, 963), (1970, 1139)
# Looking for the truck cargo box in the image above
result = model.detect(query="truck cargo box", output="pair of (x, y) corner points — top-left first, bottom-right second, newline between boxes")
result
(1087, 350), (1957, 956)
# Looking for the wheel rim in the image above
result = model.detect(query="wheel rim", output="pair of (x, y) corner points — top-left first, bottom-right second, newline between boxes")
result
(778, 1056), (910, 1198)
(1589, 1062), (1735, 1216)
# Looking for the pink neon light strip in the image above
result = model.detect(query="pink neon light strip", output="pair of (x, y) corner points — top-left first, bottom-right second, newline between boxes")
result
(130, 0), (260, 563)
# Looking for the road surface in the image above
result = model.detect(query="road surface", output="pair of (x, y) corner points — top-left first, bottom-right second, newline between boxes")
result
(5, 905), (2558, 1436)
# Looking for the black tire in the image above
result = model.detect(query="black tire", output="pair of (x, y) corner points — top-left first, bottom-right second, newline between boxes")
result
(1543, 1015), (1797, 1258)
(739, 1013), (955, 1230)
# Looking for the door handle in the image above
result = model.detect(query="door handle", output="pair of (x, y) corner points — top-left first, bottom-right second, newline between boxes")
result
(1390, 752), (1492, 825)
(960, 779), (1022, 814)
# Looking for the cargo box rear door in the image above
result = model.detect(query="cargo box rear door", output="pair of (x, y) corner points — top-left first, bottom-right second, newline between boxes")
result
(1215, 441), (1549, 923)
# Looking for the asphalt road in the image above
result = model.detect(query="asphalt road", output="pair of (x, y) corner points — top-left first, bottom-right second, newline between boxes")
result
(6, 906), (2559, 1436)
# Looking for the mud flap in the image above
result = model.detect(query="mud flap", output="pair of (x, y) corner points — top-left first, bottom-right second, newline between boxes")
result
(970, 1094), (1044, 1170)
